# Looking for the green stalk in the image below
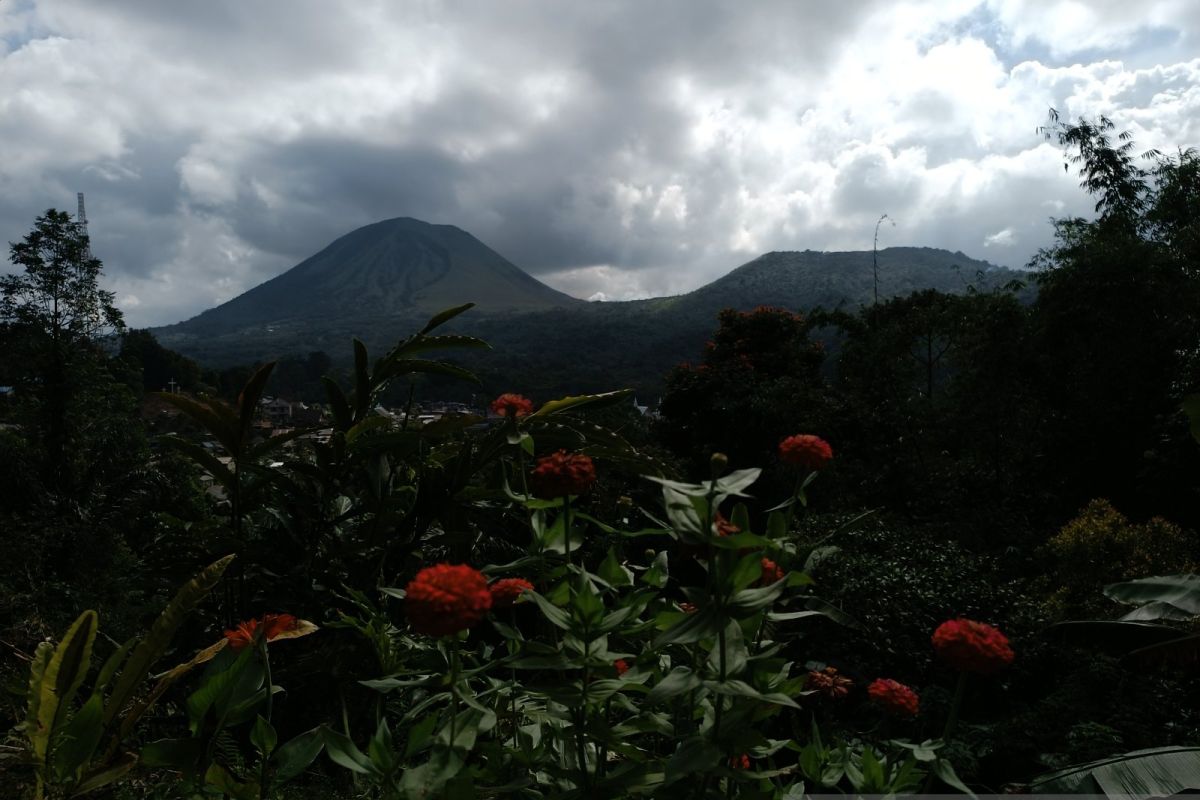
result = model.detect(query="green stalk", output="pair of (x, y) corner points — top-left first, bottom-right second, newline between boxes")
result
(258, 638), (273, 799)
(942, 671), (969, 741)
(782, 472), (805, 536)
(562, 495), (572, 574)
(448, 639), (461, 748)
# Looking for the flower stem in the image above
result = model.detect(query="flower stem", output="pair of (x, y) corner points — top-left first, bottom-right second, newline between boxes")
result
(942, 670), (969, 741)
(448, 638), (461, 748)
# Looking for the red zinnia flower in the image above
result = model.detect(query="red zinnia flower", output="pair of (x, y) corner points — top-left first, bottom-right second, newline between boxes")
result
(491, 393), (534, 418)
(529, 450), (597, 499)
(224, 613), (300, 651)
(868, 678), (919, 717)
(614, 659), (629, 676)
(932, 618), (1014, 674)
(758, 557), (785, 586)
(807, 666), (853, 700)
(489, 577), (534, 608)
(730, 754), (751, 769)
(404, 564), (492, 637)
(778, 434), (833, 471)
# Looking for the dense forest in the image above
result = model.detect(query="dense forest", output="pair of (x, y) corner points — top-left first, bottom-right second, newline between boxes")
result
(1, 114), (1199, 798)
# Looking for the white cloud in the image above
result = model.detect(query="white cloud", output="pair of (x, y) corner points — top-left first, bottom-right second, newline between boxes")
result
(1, 1), (1198, 325)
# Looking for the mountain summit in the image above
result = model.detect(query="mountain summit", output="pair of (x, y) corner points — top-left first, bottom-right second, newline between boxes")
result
(162, 217), (579, 337)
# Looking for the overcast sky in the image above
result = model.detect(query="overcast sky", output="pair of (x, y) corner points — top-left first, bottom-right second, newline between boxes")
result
(2, 1), (1198, 326)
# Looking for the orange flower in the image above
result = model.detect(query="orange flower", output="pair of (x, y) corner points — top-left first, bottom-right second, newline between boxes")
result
(491, 393), (534, 418)
(529, 450), (597, 498)
(778, 434), (833, 471)
(405, 564), (492, 637)
(224, 613), (299, 651)
(614, 659), (629, 676)
(489, 577), (534, 608)
(807, 666), (853, 700)
(730, 753), (751, 769)
(714, 512), (739, 537)
(758, 558), (785, 586)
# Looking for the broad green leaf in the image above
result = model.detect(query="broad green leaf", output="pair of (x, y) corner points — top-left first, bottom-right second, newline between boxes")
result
(35, 610), (98, 766)
(1030, 746), (1200, 797)
(646, 667), (702, 704)
(419, 302), (475, 334)
(1105, 574), (1200, 614)
(272, 727), (324, 783)
(104, 555), (235, 737)
(251, 715), (278, 757)
(52, 693), (104, 782)
(1043, 620), (1185, 655)
(69, 752), (137, 796)
(528, 591), (572, 631)
(932, 758), (976, 797)
(141, 737), (204, 770)
(642, 551), (669, 589)
(392, 333), (490, 357)
(1182, 394), (1200, 445)
(664, 736), (722, 784)
(236, 362), (277, 443)
(654, 606), (723, 647)
(531, 389), (633, 417)
(321, 726), (377, 775)
(598, 547), (633, 587)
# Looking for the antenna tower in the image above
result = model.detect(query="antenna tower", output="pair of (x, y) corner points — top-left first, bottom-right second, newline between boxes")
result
(76, 192), (92, 259)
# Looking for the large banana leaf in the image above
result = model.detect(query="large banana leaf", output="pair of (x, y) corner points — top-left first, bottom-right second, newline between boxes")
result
(1030, 746), (1200, 796)
(29, 611), (98, 767)
(1043, 620), (1186, 654)
(1104, 574), (1200, 614)
(101, 555), (235, 740)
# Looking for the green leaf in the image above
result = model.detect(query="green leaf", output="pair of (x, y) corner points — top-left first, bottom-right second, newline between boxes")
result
(705, 679), (800, 709)
(272, 727), (324, 783)
(251, 715), (278, 757)
(1031, 746), (1200, 796)
(1043, 620), (1185, 655)
(706, 620), (748, 678)
(392, 333), (490, 357)
(532, 389), (634, 417)
(141, 737), (204, 770)
(664, 736), (722, 784)
(103, 555), (235, 738)
(642, 551), (669, 589)
(598, 547), (633, 587)
(729, 581), (787, 614)
(1105, 574), (1200, 614)
(321, 726), (377, 776)
(52, 693), (104, 782)
(528, 591), (572, 631)
(646, 667), (702, 704)
(654, 606), (723, 647)
(32, 610), (98, 767)
(237, 362), (277, 443)
(69, 752), (137, 797)
(1182, 394), (1200, 445)
(419, 303), (475, 334)
(932, 758), (977, 797)
(322, 377), (352, 431)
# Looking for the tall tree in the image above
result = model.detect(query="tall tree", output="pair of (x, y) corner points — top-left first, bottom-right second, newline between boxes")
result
(1033, 113), (1200, 521)
(1, 209), (125, 492)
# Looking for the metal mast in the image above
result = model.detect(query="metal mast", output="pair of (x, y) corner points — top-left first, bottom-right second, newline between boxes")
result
(873, 212), (892, 307)
(76, 192), (92, 259)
